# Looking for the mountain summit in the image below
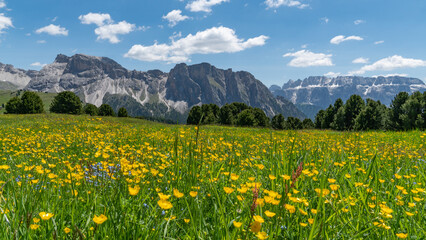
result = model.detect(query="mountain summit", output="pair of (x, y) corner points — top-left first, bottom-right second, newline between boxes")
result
(1, 54), (305, 121)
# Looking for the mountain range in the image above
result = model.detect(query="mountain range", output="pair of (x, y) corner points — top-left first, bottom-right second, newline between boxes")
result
(270, 76), (426, 119)
(0, 54), (306, 122)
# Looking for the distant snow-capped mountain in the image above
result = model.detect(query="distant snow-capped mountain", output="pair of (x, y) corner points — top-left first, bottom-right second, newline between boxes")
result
(270, 76), (426, 119)
(271, 76), (426, 107)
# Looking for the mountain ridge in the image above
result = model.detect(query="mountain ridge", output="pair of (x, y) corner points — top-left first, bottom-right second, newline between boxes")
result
(270, 75), (426, 118)
(0, 54), (306, 121)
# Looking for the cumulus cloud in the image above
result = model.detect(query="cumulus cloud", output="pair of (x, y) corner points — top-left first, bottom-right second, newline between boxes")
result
(35, 24), (68, 36)
(186, 0), (229, 12)
(352, 57), (369, 64)
(265, 0), (309, 9)
(0, 13), (12, 34)
(330, 35), (363, 44)
(324, 72), (341, 78)
(349, 55), (426, 75)
(0, 1), (5, 8)
(374, 40), (384, 45)
(125, 26), (268, 63)
(354, 20), (365, 25)
(163, 10), (189, 27)
(79, 13), (137, 44)
(37, 40), (46, 44)
(79, 13), (112, 26)
(283, 50), (333, 67)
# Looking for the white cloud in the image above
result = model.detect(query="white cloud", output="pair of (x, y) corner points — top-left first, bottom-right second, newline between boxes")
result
(35, 24), (68, 36)
(30, 62), (47, 67)
(283, 50), (333, 67)
(301, 44), (308, 49)
(125, 26), (268, 63)
(349, 55), (426, 75)
(163, 10), (189, 27)
(79, 13), (136, 44)
(37, 40), (46, 44)
(372, 73), (408, 78)
(321, 17), (329, 24)
(354, 19), (365, 25)
(374, 40), (384, 45)
(79, 13), (112, 26)
(324, 72), (341, 78)
(352, 57), (369, 64)
(330, 35), (363, 45)
(186, 0), (229, 12)
(0, 1), (5, 8)
(0, 13), (12, 34)
(94, 21), (136, 44)
(265, 0), (309, 9)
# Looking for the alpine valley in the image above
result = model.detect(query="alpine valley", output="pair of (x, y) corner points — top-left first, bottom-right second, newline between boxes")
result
(0, 54), (306, 122)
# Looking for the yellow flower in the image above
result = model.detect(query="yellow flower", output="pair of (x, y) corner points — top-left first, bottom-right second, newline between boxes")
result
(173, 189), (184, 198)
(285, 204), (296, 213)
(230, 173), (239, 180)
(253, 215), (264, 223)
(157, 200), (173, 210)
(250, 221), (261, 233)
(327, 178), (336, 183)
(128, 186), (140, 196)
(396, 233), (408, 239)
(33, 218), (40, 223)
(345, 174), (351, 179)
(256, 231), (268, 239)
(282, 175), (291, 180)
(405, 211), (414, 216)
(64, 227), (71, 234)
(93, 214), (108, 224)
(300, 222), (308, 227)
(268, 175), (276, 180)
(158, 193), (171, 200)
(39, 212), (54, 220)
(299, 208), (308, 215)
(330, 184), (340, 191)
(311, 209), (318, 214)
(164, 215), (176, 221)
(264, 210), (276, 217)
(223, 187), (234, 194)
(233, 221), (242, 228)
(184, 219), (190, 223)
(189, 191), (198, 197)
(30, 224), (40, 230)
(308, 218), (314, 224)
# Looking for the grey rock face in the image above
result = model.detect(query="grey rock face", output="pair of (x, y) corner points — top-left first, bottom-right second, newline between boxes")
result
(12, 54), (304, 120)
(0, 63), (32, 88)
(271, 76), (426, 109)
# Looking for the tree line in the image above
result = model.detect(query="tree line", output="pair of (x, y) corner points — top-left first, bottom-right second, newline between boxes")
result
(314, 91), (426, 131)
(186, 102), (315, 129)
(5, 91), (129, 117)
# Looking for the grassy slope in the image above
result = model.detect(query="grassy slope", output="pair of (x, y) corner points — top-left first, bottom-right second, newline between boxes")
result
(0, 90), (57, 114)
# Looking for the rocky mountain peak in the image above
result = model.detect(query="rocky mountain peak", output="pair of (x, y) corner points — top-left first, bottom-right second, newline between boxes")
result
(61, 54), (128, 79)
(54, 54), (71, 63)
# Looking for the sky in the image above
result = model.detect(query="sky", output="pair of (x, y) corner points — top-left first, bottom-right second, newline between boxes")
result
(1, 0), (426, 87)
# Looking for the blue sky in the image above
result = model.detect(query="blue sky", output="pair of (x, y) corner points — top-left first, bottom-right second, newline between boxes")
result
(1, 0), (426, 86)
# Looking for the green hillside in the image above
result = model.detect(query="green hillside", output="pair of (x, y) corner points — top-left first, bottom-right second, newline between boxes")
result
(0, 90), (57, 114)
